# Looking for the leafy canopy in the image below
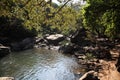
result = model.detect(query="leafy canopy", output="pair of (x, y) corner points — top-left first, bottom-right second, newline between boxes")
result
(82, 0), (120, 39)
(0, 0), (82, 38)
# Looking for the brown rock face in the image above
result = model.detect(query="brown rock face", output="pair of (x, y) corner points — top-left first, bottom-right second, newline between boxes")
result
(110, 49), (120, 60)
(98, 60), (120, 80)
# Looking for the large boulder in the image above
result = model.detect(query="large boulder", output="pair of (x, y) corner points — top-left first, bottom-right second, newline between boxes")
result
(98, 60), (120, 80)
(58, 43), (75, 54)
(11, 38), (35, 51)
(0, 77), (14, 80)
(79, 60), (120, 80)
(70, 28), (86, 45)
(79, 70), (98, 80)
(35, 37), (44, 44)
(0, 44), (10, 58)
(45, 34), (65, 45)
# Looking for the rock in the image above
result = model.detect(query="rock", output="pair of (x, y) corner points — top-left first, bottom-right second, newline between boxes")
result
(46, 34), (64, 40)
(96, 48), (111, 59)
(78, 55), (86, 60)
(22, 38), (35, 50)
(115, 44), (120, 48)
(110, 49), (120, 60)
(39, 43), (47, 47)
(0, 37), (10, 45)
(11, 38), (35, 51)
(79, 70), (98, 80)
(35, 37), (44, 44)
(0, 44), (10, 58)
(0, 77), (14, 80)
(10, 42), (21, 51)
(0, 44), (2, 46)
(73, 68), (86, 75)
(78, 58), (120, 80)
(49, 46), (60, 50)
(45, 34), (65, 45)
(58, 43), (74, 53)
(70, 28), (86, 45)
(116, 56), (120, 72)
(98, 61), (120, 80)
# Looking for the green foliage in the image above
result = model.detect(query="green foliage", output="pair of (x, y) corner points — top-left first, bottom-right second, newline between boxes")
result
(0, 0), (82, 39)
(82, 0), (120, 39)
(0, 0), (42, 39)
(48, 7), (78, 35)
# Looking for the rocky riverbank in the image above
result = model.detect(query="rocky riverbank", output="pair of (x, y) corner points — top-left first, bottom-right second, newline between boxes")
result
(34, 30), (120, 80)
(75, 43), (120, 80)
(0, 30), (120, 80)
(0, 37), (35, 59)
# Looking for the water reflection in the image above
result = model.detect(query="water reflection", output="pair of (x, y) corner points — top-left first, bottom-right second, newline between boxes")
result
(0, 48), (79, 80)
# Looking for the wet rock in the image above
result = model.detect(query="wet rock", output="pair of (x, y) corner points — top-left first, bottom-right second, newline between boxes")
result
(95, 48), (111, 59)
(110, 49), (120, 60)
(46, 34), (64, 40)
(45, 34), (65, 45)
(38, 43), (47, 47)
(0, 44), (10, 58)
(77, 55), (86, 60)
(115, 44), (120, 49)
(0, 77), (14, 80)
(35, 37), (44, 44)
(70, 28), (87, 45)
(11, 37), (35, 51)
(49, 46), (60, 50)
(79, 70), (99, 80)
(0, 37), (10, 45)
(58, 43), (74, 53)
(0, 43), (2, 46)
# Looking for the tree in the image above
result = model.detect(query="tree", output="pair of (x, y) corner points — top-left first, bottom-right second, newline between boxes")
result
(0, 0), (82, 39)
(82, 0), (120, 39)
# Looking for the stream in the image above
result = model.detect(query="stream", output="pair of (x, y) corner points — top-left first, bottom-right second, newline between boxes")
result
(0, 48), (81, 80)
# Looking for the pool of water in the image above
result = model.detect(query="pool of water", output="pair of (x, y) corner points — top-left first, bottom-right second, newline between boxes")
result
(0, 48), (80, 80)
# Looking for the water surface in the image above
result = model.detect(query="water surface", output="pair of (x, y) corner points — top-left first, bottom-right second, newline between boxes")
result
(0, 48), (79, 80)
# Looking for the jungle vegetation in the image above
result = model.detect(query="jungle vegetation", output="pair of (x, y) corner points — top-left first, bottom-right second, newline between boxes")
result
(0, 0), (119, 40)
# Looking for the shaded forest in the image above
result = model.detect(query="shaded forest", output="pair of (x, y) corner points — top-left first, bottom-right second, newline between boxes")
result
(0, 0), (120, 40)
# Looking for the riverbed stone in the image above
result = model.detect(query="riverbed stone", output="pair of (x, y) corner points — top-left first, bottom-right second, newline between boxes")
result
(110, 49), (120, 60)
(11, 37), (35, 51)
(0, 44), (10, 58)
(0, 77), (14, 80)
(58, 43), (74, 53)
(79, 70), (99, 80)
(35, 37), (44, 44)
(98, 60), (120, 80)
(45, 34), (65, 45)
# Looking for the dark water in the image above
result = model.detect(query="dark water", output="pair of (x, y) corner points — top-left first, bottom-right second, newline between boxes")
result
(0, 48), (80, 80)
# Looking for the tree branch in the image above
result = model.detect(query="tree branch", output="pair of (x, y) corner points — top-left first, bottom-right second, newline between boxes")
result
(56, 0), (71, 14)
(21, 0), (32, 8)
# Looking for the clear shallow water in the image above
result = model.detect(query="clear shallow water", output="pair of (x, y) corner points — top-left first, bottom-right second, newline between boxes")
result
(0, 48), (79, 80)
